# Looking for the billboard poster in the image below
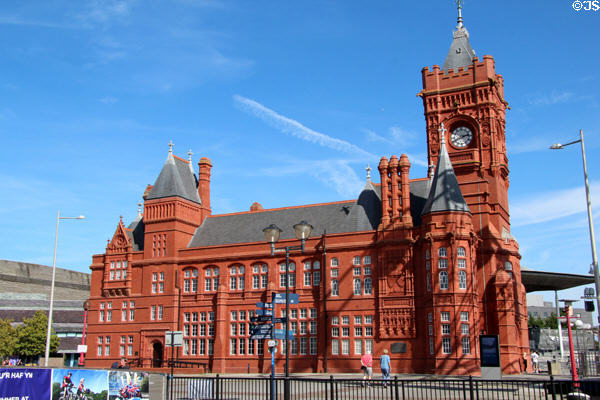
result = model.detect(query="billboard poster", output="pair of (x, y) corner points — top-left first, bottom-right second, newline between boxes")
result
(51, 368), (108, 400)
(479, 334), (501, 367)
(0, 368), (51, 399)
(108, 371), (149, 400)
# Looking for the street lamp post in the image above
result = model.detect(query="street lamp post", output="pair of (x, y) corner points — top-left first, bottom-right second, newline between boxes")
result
(551, 130), (600, 323)
(263, 221), (312, 400)
(44, 211), (85, 367)
(78, 299), (91, 366)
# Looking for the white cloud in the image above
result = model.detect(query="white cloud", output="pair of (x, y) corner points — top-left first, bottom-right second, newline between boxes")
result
(389, 126), (417, 147)
(507, 137), (550, 154)
(364, 129), (390, 143)
(510, 182), (600, 227)
(528, 91), (574, 106)
(258, 159), (364, 198)
(80, 0), (133, 24)
(233, 95), (375, 159)
(99, 96), (118, 104)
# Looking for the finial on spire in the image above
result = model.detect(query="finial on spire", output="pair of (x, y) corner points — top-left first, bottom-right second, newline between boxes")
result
(366, 164), (372, 181)
(188, 149), (193, 162)
(438, 123), (447, 144)
(456, 0), (464, 28)
(168, 140), (174, 153)
(119, 215), (123, 223)
(428, 164), (436, 178)
(137, 202), (142, 217)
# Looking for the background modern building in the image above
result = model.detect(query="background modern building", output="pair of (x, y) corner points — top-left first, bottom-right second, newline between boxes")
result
(0, 259), (90, 366)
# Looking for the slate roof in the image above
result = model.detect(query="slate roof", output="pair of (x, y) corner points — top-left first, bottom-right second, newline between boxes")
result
(442, 21), (475, 72)
(188, 181), (382, 248)
(421, 137), (470, 215)
(146, 152), (201, 204)
(127, 215), (145, 251)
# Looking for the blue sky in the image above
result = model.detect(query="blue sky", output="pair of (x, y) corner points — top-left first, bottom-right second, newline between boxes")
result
(1, 1), (599, 311)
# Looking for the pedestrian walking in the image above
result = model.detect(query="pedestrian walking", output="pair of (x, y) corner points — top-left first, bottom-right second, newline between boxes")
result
(531, 351), (539, 373)
(360, 351), (373, 386)
(380, 349), (391, 387)
(522, 351), (528, 372)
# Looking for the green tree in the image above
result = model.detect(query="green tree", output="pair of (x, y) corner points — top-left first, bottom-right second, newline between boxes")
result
(15, 311), (59, 358)
(0, 318), (17, 357)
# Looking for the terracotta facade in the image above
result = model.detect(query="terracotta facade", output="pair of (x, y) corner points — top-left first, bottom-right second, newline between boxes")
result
(85, 16), (528, 375)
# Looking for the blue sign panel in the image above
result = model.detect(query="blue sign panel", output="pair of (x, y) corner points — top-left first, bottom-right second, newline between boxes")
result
(0, 368), (51, 400)
(256, 302), (273, 309)
(251, 324), (272, 335)
(256, 308), (273, 316)
(274, 317), (287, 323)
(272, 293), (299, 304)
(273, 329), (295, 340)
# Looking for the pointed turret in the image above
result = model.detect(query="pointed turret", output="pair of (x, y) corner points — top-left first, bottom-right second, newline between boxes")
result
(146, 141), (201, 204)
(421, 123), (470, 215)
(442, 0), (476, 72)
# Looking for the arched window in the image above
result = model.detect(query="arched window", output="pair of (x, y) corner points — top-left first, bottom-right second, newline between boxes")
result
(438, 247), (448, 269)
(458, 270), (467, 290)
(204, 266), (219, 291)
(425, 249), (430, 259)
(439, 271), (449, 290)
(364, 278), (372, 295)
(504, 261), (513, 271)
(183, 268), (198, 293)
(331, 279), (339, 296)
(279, 262), (296, 287)
(331, 257), (339, 267)
(353, 256), (361, 266)
(229, 264), (245, 290)
(457, 247), (466, 257)
(353, 278), (362, 295)
(426, 273), (431, 292)
(251, 263), (268, 289)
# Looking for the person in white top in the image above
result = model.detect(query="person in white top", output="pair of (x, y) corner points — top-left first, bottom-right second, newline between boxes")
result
(531, 351), (539, 373)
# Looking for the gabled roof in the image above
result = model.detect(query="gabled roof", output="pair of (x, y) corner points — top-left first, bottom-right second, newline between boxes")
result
(442, 6), (476, 72)
(421, 130), (470, 215)
(146, 152), (201, 204)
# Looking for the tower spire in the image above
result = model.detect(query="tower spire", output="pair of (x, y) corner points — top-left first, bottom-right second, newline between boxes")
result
(442, 0), (476, 72)
(456, 0), (463, 28)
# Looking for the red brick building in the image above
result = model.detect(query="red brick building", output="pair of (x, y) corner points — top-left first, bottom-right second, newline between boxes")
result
(85, 10), (527, 375)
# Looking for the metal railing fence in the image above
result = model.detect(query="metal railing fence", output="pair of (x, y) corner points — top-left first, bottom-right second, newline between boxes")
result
(168, 375), (600, 400)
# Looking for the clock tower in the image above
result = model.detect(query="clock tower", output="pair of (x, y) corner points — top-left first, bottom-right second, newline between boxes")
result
(418, 3), (528, 372)
(418, 2), (511, 239)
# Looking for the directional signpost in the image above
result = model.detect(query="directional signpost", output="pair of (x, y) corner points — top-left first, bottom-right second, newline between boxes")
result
(253, 294), (300, 400)
(272, 293), (299, 305)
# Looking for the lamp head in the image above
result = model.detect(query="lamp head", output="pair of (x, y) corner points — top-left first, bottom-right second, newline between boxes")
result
(549, 144), (563, 150)
(293, 221), (313, 240)
(263, 224), (282, 244)
(77, 215), (85, 219)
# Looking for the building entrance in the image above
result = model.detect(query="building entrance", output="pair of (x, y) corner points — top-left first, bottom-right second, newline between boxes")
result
(152, 342), (163, 367)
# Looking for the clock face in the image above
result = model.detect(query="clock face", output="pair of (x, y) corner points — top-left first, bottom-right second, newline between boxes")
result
(450, 126), (473, 148)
